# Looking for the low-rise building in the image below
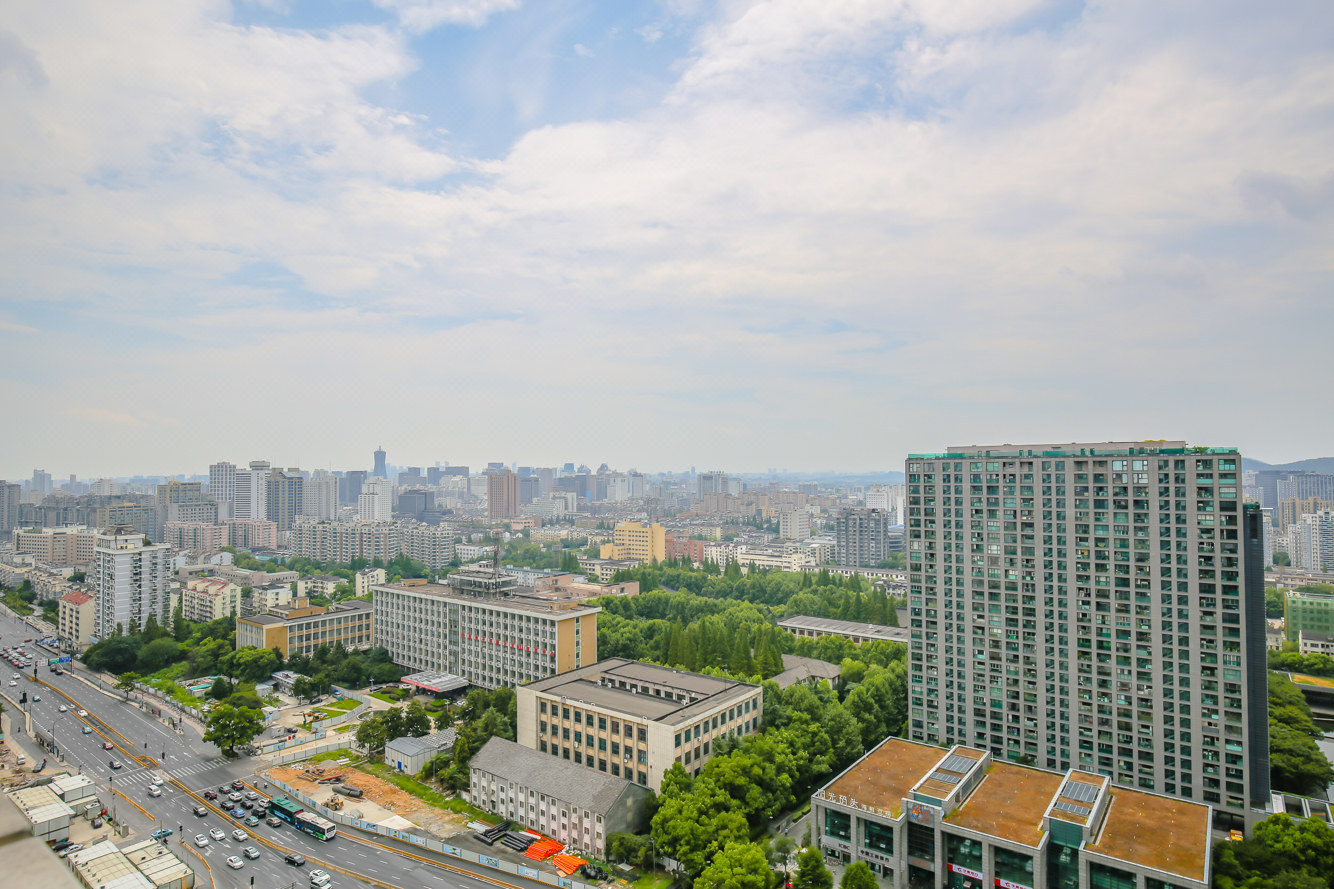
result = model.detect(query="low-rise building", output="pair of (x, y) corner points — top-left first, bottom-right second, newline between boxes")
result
(576, 557), (640, 583)
(354, 567), (386, 598)
(58, 590), (96, 647)
(385, 728), (457, 775)
(470, 736), (653, 859)
(813, 737), (1211, 889)
(235, 598), (373, 657)
(517, 658), (763, 788)
(306, 574), (343, 598)
(599, 521), (666, 564)
(1286, 587), (1334, 644)
(243, 584), (294, 616)
(120, 838), (196, 889)
(772, 653), (842, 689)
(777, 614), (908, 645)
(11, 526), (99, 566)
(6, 784), (74, 842)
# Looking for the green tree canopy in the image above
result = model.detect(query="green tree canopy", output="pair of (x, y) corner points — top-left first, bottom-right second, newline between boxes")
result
(203, 704), (264, 755)
(694, 842), (774, 889)
(840, 861), (879, 889)
(791, 847), (833, 889)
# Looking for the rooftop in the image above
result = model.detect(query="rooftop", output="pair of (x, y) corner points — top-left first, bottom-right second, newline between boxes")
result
(944, 761), (1063, 847)
(820, 738), (947, 819)
(776, 615), (909, 642)
(523, 658), (759, 725)
(471, 737), (648, 814)
(401, 669), (469, 694)
(1085, 788), (1210, 883)
(372, 581), (601, 617)
(909, 441), (1236, 460)
(386, 728), (458, 758)
(60, 590), (93, 605)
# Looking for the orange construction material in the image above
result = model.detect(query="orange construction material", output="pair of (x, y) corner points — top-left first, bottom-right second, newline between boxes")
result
(524, 839), (564, 860)
(552, 854), (586, 876)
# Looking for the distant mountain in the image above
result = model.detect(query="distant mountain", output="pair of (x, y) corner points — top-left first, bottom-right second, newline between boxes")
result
(1242, 457), (1334, 474)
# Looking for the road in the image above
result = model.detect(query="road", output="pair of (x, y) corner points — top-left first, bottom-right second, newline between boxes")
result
(0, 611), (564, 889)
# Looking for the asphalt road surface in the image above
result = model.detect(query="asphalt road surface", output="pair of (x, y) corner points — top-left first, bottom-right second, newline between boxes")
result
(0, 611), (566, 889)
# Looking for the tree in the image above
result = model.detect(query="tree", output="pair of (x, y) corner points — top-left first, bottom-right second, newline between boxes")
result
(208, 676), (230, 700)
(768, 836), (797, 880)
(1266, 587), (1288, 620)
(840, 862), (878, 889)
(355, 713), (390, 755)
(203, 704), (265, 755)
(791, 847), (833, 889)
(115, 672), (141, 699)
(171, 604), (189, 643)
(402, 701), (432, 738)
(694, 842), (774, 889)
(136, 638), (182, 674)
(292, 675), (327, 703)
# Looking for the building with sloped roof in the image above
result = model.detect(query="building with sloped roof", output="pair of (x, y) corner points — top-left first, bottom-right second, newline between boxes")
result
(772, 653), (842, 689)
(385, 728), (457, 776)
(469, 737), (651, 858)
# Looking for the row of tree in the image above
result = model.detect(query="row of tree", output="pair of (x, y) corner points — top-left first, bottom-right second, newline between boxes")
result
(1213, 812), (1334, 888)
(1268, 672), (1334, 796)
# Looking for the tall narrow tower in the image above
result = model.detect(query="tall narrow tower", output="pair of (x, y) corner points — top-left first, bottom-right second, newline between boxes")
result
(373, 446), (388, 479)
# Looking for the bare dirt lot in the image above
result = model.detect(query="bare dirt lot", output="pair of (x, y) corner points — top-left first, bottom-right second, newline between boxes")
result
(265, 761), (470, 838)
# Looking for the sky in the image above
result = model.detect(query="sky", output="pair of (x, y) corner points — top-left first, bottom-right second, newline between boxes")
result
(1, 0), (1332, 480)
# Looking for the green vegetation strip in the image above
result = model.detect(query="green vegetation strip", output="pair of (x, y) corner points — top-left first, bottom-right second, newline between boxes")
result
(354, 761), (489, 818)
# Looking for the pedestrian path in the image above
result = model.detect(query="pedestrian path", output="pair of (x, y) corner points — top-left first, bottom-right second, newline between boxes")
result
(169, 756), (232, 782)
(112, 756), (230, 787)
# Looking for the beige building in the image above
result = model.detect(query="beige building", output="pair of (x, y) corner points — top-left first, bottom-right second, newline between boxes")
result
(161, 521), (228, 554)
(355, 567), (386, 598)
(235, 598), (373, 657)
(243, 584), (294, 616)
(518, 658), (763, 789)
(181, 577), (241, 622)
(58, 590), (96, 646)
(11, 526), (98, 566)
(599, 521), (666, 564)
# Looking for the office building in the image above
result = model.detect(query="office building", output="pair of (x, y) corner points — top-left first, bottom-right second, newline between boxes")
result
(233, 467), (268, 520)
(697, 471), (728, 498)
(181, 577), (242, 622)
(225, 518), (278, 550)
(778, 615), (909, 645)
(471, 737), (652, 858)
(836, 508), (893, 567)
(358, 478), (392, 522)
(1286, 511), (1334, 572)
(93, 529), (171, 638)
(339, 470), (367, 506)
(1276, 472), (1334, 505)
(208, 461), (236, 506)
(905, 442), (1269, 820)
(0, 480), (20, 531)
(301, 469), (339, 521)
(31, 469), (53, 495)
(812, 736), (1210, 889)
(373, 447), (388, 479)
(372, 573), (599, 688)
(235, 598), (373, 657)
(401, 524), (456, 569)
(1285, 586), (1334, 644)
(779, 509), (812, 540)
(95, 503), (158, 543)
(487, 469), (520, 522)
(265, 469), (304, 532)
(518, 658), (763, 788)
(1276, 497), (1333, 532)
(598, 521), (666, 564)
(156, 480), (202, 507)
(11, 526), (99, 566)
(58, 590), (96, 647)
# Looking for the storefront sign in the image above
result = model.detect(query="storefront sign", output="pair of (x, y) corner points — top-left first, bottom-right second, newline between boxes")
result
(996, 878), (1034, 889)
(949, 864), (984, 880)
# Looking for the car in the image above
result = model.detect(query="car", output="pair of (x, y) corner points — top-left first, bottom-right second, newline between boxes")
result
(226, 856), (244, 870)
(309, 869), (331, 887)
(244, 790), (258, 800)
(103, 741), (114, 750)
(7, 680), (14, 687)
(192, 806), (208, 817)
(231, 807), (246, 817)
(150, 828), (173, 840)
(147, 786), (162, 797)
(49, 840), (72, 852)
(266, 816), (282, 828)
(58, 705), (67, 712)
(82, 725), (92, 734)
(228, 792), (242, 802)
(31, 694), (39, 702)
(90, 818), (103, 829)
(194, 834), (209, 847)
(231, 829), (248, 842)
(244, 815), (260, 826)
(219, 785), (230, 794)
(109, 760), (122, 770)
(231, 780), (244, 790)
(284, 853), (306, 867)
(241, 799), (254, 809)
(57, 844), (84, 858)
(203, 790), (218, 800)
(243, 846), (260, 860)
(76, 709), (87, 717)
(209, 828), (226, 841)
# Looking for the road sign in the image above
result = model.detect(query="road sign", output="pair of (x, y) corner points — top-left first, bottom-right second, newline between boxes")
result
(46, 657), (71, 665)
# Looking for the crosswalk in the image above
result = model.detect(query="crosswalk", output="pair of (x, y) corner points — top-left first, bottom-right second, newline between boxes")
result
(111, 756), (230, 787)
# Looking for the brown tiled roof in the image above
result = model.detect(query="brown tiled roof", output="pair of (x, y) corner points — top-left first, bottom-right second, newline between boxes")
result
(1085, 789), (1209, 883)
(60, 591), (93, 605)
(945, 762), (1063, 847)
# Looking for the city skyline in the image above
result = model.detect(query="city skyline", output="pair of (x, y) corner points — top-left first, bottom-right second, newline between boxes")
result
(3, 1), (1333, 475)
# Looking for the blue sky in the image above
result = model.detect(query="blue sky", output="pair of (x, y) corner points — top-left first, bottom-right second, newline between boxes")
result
(1, 0), (1332, 478)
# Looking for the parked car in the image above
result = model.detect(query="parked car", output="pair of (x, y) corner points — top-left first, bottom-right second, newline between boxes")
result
(57, 845), (84, 858)
(90, 818), (103, 829)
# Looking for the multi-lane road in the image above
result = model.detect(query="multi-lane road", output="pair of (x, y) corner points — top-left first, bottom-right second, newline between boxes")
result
(0, 611), (559, 889)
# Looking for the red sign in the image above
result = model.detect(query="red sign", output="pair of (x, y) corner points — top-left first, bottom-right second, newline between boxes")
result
(949, 864), (983, 880)
(996, 879), (1033, 889)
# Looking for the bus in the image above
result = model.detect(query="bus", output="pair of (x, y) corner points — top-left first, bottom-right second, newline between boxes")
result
(267, 796), (337, 841)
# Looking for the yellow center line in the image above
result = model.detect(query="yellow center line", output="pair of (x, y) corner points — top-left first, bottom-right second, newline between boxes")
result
(181, 840), (218, 889)
(36, 677), (158, 768)
(111, 785), (156, 821)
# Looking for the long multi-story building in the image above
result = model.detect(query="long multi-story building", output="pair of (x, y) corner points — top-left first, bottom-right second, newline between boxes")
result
(400, 524), (455, 569)
(235, 597), (373, 657)
(1276, 497), (1333, 532)
(208, 461), (236, 507)
(1286, 510), (1334, 572)
(1284, 586), (1334, 644)
(11, 526), (99, 566)
(233, 467), (268, 521)
(517, 658), (763, 788)
(836, 507), (894, 567)
(812, 736), (1211, 889)
(599, 521), (666, 563)
(372, 571), (599, 689)
(95, 503), (158, 543)
(905, 442), (1269, 823)
(301, 470), (339, 521)
(93, 529), (171, 638)
(226, 518), (278, 550)
(291, 520), (399, 564)
(161, 521), (228, 554)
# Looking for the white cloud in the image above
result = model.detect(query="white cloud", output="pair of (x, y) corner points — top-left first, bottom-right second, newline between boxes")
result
(371, 0), (522, 33)
(573, 42), (592, 57)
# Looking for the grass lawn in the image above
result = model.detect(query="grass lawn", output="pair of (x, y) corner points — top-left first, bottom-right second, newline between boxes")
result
(150, 679), (202, 707)
(307, 750), (358, 764)
(369, 692), (399, 703)
(354, 761), (489, 819)
(1291, 673), (1334, 688)
(327, 698), (359, 711)
(630, 872), (673, 889)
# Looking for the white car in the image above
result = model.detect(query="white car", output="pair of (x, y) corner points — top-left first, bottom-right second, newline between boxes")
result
(231, 829), (248, 842)
(309, 870), (331, 887)
(194, 834), (208, 847)
(58, 704), (67, 712)
(7, 680), (13, 687)
(147, 786), (162, 798)
(226, 856), (244, 870)
(77, 709), (87, 717)
(209, 828), (226, 841)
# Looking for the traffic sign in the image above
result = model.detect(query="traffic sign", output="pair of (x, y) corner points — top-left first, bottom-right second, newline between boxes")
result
(46, 657), (71, 665)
